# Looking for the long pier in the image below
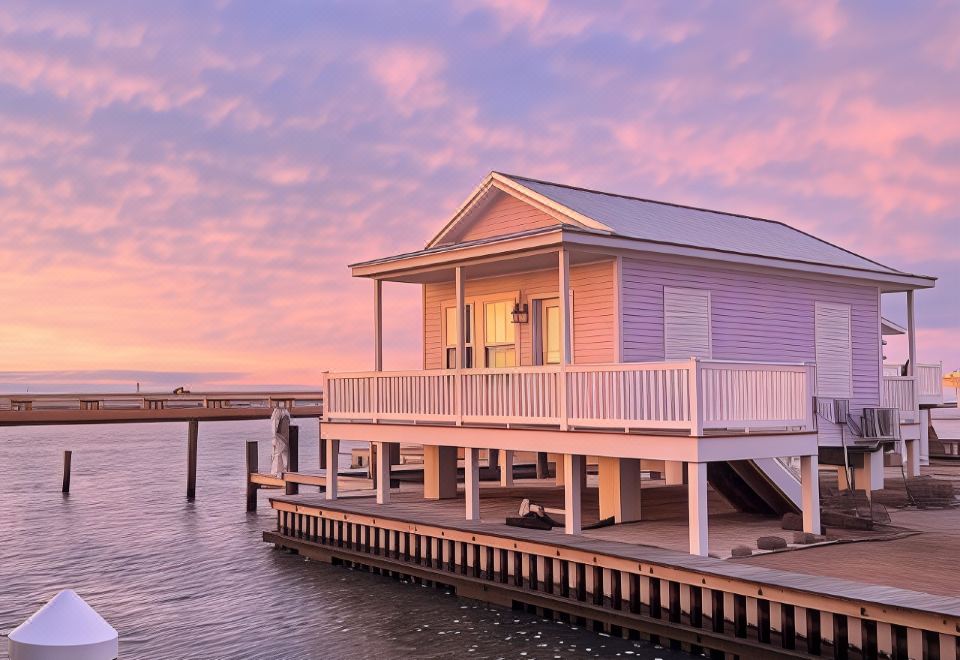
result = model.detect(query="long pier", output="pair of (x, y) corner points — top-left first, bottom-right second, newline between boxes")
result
(0, 390), (324, 500)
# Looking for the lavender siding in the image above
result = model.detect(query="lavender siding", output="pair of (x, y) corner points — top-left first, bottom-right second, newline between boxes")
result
(621, 257), (881, 445)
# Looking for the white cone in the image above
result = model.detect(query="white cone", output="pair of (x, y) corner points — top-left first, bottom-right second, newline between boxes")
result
(8, 590), (118, 660)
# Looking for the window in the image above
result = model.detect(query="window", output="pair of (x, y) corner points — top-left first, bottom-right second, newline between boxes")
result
(443, 304), (473, 368)
(815, 302), (853, 398)
(664, 287), (712, 359)
(484, 300), (516, 367)
(540, 299), (561, 365)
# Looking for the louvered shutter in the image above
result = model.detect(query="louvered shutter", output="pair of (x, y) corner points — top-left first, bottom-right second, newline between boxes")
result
(815, 302), (853, 398)
(664, 287), (712, 359)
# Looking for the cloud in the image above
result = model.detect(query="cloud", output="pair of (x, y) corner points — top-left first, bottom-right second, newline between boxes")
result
(0, 0), (957, 386)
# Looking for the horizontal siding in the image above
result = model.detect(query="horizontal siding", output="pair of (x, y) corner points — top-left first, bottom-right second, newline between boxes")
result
(453, 192), (558, 243)
(621, 257), (880, 445)
(422, 260), (615, 368)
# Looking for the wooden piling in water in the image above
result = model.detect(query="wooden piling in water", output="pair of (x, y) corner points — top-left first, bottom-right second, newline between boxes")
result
(246, 440), (258, 511)
(187, 419), (198, 500)
(61, 450), (72, 493)
(285, 425), (299, 496)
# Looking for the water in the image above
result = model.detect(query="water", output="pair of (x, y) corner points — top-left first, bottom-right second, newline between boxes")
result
(0, 421), (687, 659)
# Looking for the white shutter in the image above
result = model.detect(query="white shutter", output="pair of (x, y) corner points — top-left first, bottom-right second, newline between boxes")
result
(664, 287), (712, 359)
(815, 302), (853, 398)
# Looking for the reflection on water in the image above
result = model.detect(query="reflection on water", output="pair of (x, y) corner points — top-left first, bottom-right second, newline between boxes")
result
(0, 420), (686, 659)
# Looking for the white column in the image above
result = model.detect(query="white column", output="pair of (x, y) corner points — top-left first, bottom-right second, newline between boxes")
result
(376, 441), (391, 504)
(558, 248), (572, 365)
(920, 408), (930, 466)
(800, 454), (821, 534)
(465, 447), (480, 521)
(500, 450), (514, 487)
(688, 462), (708, 556)
(373, 279), (383, 372)
(564, 454), (583, 534)
(325, 439), (340, 500)
(854, 451), (885, 494)
(455, 266), (465, 368)
(554, 454), (565, 486)
(906, 290), (917, 376)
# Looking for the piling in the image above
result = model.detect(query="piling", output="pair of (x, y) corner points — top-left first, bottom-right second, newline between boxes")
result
(187, 419), (198, 500)
(61, 450), (72, 493)
(285, 425), (299, 496)
(246, 440), (259, 511)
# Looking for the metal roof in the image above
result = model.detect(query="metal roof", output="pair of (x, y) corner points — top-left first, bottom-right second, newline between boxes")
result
(501, 173), (905, 276)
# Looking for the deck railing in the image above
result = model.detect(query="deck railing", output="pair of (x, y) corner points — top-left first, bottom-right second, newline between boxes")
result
(881, 377), (918, 423)
(883, 363), (943, 406)
(323, 359), (816, 435)
(0, 391), (324, 412)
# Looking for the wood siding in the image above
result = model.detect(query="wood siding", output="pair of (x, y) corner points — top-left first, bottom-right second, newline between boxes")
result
(621, 257), (881, 445)
(422, 260), (616, 369)
(452, 192), (558, 243)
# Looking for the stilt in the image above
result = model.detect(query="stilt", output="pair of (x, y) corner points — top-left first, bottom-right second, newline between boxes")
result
(285, 425), (299, 495)
(598, 457), (642, 523)
(500, 450), (514, 487)
(318, 418), (327, 470)
(536, 452), (548, 479)
(424, 445), (458, 499)
(465, 447), (480, 521)
(326, 439), (340, 500)
(245, 440), (258, 511)
(61, 450), (72, 494)
(376, 441), (391, 504)
(919, 408), (930, 466)
(554, 454), (565, 486)
(186, 420), (198, 500)
(800, 454), (821, 534)
(564, 454), (583, 534)
(688, 462), (708, 556)
(665, 460), (684, 485)
(488, 448), (499, 470)
(905, 439), (920, 478)
(854, 451), (884, 494)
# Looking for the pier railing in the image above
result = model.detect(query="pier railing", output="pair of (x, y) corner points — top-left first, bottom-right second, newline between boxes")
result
(323, 359), (816, 435)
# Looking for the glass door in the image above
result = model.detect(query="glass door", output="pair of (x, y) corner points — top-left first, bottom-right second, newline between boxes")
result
(539, 298), (561, 365)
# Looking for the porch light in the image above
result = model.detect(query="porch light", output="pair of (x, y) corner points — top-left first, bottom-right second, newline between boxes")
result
(510, 301), (529, 324)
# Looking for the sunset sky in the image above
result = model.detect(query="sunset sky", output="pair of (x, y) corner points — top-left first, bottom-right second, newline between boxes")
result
(1, 1), (958, 391)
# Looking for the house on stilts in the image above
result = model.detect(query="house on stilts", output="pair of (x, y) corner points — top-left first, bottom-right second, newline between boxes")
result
(317, 172), (938, 557)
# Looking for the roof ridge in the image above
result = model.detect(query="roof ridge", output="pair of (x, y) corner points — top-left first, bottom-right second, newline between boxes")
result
(495, 171), (903, 275)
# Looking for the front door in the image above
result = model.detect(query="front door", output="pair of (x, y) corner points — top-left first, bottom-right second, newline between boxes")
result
(539, 298), (561, 365)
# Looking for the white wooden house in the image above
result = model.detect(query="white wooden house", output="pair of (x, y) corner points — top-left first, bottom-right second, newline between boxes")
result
(320, 172), (937, 556)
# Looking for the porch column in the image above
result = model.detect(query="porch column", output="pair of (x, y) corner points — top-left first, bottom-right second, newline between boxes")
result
(376, 441), (391, 504)
(455, 266), (465, 368)
(906, 290), (917, 376)
(325, 439), (340, 500)
(373, 279), (383, 371)
(664, 460), (685, 485)
(598, 457), (642, 523)
(564, 454), (584, 534)
(500, 450), (514, 487)
(688, 462), (708, 556)
(558, 248), (572, 365)
(465, 447), (480, 521)
(424, 445), (458, 499)
(800, 454), (821, 534)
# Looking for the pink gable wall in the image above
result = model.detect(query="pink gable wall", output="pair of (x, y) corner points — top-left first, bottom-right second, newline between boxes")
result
(445, 191), (558, 244)
(422, 260), (616, 369)
(621, 256), (881, 443)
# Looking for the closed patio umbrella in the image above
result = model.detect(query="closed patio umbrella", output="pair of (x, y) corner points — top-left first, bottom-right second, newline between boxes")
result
(270, 406), (291, 476)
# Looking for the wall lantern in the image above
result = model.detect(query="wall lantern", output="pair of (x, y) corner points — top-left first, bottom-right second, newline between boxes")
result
(511, 301), (529, 324)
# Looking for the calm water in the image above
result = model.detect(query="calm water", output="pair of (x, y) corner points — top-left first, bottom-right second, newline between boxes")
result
(0, 420), (687, 659)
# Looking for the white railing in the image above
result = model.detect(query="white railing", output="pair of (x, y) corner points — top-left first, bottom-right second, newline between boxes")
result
(883, 363), (943, 405)
(323, 359), (816, 436)
(881, 376), (918, 423)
